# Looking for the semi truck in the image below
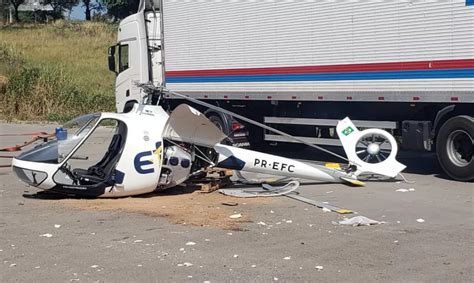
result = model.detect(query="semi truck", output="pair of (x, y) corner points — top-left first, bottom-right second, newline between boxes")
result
(107, 0), (474, 181)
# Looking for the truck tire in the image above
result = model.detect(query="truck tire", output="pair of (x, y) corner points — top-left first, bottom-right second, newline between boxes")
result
(208, 113), (230, 134)
(436, 115), (474, 181)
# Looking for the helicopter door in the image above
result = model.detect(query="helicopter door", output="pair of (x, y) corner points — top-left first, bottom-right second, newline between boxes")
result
(52, 119), (127, 196)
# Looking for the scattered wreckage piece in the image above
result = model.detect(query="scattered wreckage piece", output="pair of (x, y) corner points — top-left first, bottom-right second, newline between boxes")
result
(219, 180), (300, 198)
(336, 216), (384, 226)
(187, 168), (233, 193)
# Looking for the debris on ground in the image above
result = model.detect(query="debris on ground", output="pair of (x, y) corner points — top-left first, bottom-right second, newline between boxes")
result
(315, 265), (324, 271)
(229, 213), (242, 219)
(40, 233), (53, 238)
(221, 202), (238, 206)
(336, 216), (383, 226)
(416, 218), (425, 223)
(396, 188), (416, 192)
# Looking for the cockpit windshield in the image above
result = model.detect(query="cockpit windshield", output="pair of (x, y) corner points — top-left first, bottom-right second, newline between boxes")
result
(17, 113), (101, 164)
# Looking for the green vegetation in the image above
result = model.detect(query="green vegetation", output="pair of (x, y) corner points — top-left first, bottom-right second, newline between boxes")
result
(0, 21), (117, 121)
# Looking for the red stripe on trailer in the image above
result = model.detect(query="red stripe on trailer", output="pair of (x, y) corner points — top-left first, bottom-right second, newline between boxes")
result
(166, 59), (474, 77)
(317, 96), (324, 100)
(224, 95), (228, 99)
(291, 96), (297, 99)
(413, 96), (420, 101)
(346, 96), (353, 100)
(244, 95), (250, 99)
(378, 96), (385, 101)
(451, 97), (459, 101)
(204, 95), (208, 98)
(267, 96), (272, 99)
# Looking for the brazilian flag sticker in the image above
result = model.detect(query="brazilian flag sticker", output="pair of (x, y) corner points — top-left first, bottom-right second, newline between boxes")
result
(342, 126), (354, 136)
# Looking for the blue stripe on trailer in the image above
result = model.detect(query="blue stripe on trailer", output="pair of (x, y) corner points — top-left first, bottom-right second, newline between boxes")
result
(167, 69), (474, 83)
(467, 0), (474, 6)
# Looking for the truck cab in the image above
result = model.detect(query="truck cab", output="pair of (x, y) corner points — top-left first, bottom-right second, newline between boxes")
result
(108, 0), (164, 113)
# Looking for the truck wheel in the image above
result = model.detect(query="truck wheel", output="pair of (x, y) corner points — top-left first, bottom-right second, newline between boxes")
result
(436, 115), (474, 181)
(208, 113), (230, 134)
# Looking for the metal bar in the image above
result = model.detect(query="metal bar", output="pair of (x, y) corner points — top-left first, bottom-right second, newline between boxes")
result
(265, 134), (392, 149)
(264, 117), (398, 129)
(164, 89), (352, 163)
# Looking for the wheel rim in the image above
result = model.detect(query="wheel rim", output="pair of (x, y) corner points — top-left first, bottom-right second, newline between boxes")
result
(446, 130), (473, 167)
(356, 132), (393, 164)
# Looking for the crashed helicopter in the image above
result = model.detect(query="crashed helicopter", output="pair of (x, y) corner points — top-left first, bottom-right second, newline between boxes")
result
(11, 89), (406, 197)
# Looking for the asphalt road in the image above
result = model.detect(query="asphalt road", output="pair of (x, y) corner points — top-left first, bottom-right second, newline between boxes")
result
(1, 122), (473, 282)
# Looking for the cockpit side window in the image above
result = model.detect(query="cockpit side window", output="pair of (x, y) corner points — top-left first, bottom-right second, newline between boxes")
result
(53, 119), (127, 186)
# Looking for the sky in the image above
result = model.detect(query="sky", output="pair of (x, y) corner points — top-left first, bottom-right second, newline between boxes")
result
(69, 5), (86, 20)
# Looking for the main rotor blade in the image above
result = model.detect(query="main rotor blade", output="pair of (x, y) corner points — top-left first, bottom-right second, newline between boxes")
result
(164, 89), (351, 163)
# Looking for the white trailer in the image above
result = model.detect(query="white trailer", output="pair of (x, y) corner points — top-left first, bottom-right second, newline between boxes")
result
(108, 0), (474, 181)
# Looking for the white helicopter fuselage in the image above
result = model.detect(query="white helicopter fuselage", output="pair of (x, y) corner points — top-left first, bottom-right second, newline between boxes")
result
(11, 104), (404, 197)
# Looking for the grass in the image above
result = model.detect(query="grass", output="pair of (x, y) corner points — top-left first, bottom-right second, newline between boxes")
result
(0, 21), (118, 121)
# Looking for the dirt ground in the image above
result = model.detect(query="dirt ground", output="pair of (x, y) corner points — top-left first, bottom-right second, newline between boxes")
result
(45, 185), (272, 231)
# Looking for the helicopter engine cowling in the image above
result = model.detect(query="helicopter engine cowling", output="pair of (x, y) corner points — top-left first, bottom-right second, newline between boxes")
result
(158, 145), (192, 189)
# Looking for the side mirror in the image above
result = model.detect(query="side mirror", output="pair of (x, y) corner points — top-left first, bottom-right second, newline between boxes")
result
(108, 45), (117, 74)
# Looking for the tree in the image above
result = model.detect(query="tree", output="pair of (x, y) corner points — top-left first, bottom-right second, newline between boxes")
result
(103, 0), (138, 21)
(9, 0), (26, 22)
(82, 0), (102, 20)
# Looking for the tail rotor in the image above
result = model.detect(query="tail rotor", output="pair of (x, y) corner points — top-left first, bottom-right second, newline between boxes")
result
(337, 118), (406, 178)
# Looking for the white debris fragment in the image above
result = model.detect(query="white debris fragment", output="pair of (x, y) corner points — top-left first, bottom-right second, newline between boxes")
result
(40, 233), (53, 238)
(257, 221), (267, 226)
(134, 240), (143, 243)
(90, 265), (99, 268)
(179, 248), (185, 251)
(137, 264), (142, 267)
(396, 189), (409, 192)
(187, 276), (193, 278)
(230, 213), (242, 219)
(408, 188), (415, 192)
(322, 207), (331, 212)
(233, 254), (239, 258)
(270, 210), (274, 214)
(54, 224), (61, 228)
(337, 216), (383, 226)
(394, 240), (399, 243)
(315, 265), (324, 271)
(416, 218), (425, 223)
(9, 263), (16, 267)
(326, 191), (333, 194)
(227, 232), (233, 236)
(183, 262), (193, 267)
(283, 256), (291, 260)
(251, 264), (256, 268)
(35, 266), (40, 269)
(285, 220), (293, 224)
(205, 239), (210, 242)
(273, 277), (279, 281)
(185, 242), (196, 246)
